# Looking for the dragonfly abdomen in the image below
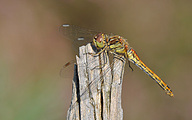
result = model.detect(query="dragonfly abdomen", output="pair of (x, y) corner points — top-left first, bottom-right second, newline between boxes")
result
(127, 48), (174, 97)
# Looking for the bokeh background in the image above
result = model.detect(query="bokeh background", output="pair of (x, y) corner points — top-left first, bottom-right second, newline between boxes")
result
(0, 0), (192, 120)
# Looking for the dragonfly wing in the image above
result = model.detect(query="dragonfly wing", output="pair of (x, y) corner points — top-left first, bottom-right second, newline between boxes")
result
(127, 48), (174, 97)
(59, 24), (100, 45)
(59, 24), (102, 76)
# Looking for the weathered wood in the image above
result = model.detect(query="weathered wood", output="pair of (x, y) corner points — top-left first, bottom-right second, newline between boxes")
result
(67, 43), (125, 120)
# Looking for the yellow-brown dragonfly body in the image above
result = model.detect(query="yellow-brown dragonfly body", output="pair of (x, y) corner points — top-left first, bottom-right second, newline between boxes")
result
(93, 33), (174, 97)
(61, 24), (174, 97)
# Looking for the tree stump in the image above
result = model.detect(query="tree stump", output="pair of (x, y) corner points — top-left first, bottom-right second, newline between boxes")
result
(67, 43), (125, 120)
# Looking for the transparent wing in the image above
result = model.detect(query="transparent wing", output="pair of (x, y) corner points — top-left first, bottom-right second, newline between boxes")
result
(59, 24), (101, 46)
(59, 24), (102, 77)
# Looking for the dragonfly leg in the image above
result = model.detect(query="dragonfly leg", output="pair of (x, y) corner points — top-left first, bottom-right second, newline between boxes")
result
(109, 51), (125, 63)
(109, 51), (126, 85)
(110, 51), (133, 71)
(88, 46), (108, 57)
(90, 51), (108, 70)
(127, 60), (134, 72)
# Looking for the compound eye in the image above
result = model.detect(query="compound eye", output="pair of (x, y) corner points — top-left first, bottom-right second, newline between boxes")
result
(95, 33), (104, 43)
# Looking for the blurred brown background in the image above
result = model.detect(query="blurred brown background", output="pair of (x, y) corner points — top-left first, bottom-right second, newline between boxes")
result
(0, 0), (192, 120)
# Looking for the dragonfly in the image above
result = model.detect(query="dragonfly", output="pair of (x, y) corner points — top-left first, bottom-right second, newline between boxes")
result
(60, 24), (174, 97)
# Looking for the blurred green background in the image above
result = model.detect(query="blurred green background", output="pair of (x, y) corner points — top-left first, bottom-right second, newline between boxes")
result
(0, 0), (192, 120)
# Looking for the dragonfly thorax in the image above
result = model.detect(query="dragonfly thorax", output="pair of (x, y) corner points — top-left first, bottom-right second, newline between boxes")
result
(107, 35), (129, 55)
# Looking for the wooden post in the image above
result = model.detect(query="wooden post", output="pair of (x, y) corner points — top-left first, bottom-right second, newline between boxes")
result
(67, 43), (125, 120)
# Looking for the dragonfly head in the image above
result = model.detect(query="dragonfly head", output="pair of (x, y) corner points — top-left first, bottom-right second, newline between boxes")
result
(93, 33), (106, 49)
